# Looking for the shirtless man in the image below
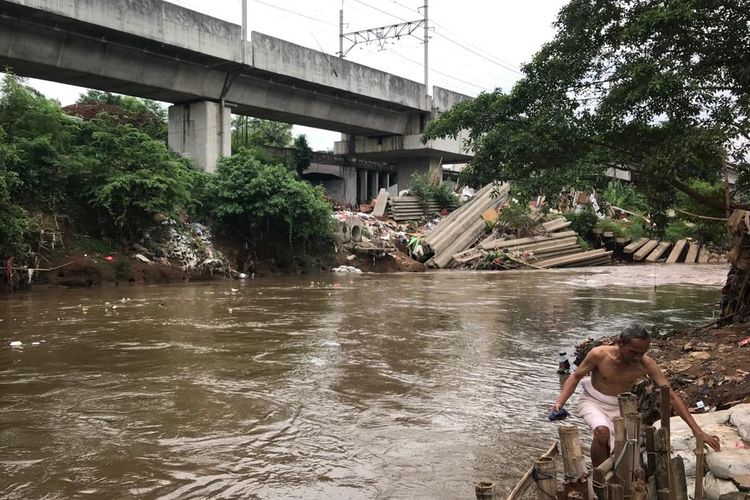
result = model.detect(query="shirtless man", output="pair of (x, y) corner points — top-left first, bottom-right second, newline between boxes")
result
(552, 322), (721, 467)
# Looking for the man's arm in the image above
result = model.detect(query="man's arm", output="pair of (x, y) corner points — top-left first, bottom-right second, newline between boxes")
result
(642, 356), (721, 451)
(553, 347), (602, 411)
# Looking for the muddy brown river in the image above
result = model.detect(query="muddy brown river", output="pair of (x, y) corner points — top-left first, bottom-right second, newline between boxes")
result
(0, 265), (728, 499)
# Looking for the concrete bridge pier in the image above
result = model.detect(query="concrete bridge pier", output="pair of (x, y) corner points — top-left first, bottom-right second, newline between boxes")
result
(168, 101), (232, 172)
(393, 157), (443, 190)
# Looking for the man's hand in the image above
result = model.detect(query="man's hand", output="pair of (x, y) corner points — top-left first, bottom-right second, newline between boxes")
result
(552, 403), (562, 412)
(697, 431), (721, 452)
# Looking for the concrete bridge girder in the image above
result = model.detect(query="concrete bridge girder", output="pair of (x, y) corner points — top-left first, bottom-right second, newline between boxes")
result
(0, 0), (475, 173)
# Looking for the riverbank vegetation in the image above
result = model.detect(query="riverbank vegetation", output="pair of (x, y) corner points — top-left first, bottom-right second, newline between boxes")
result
(0, 73), (333, 290)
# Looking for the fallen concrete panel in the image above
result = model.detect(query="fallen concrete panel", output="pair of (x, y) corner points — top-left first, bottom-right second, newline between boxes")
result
(623, 237), (648, 254)
(428, 185), (508, 256)
(423, 183), (495, 245)
(684, 243), (700, 263)
(534, 249), (611, 268)
(372, 188), (389, 218)
(432, 218), (487, 268)
(541, 218), (571, 233)
(481, 231), (577, 251)
(633, 239), (660, 261)
(645, 241), (672, 263)
(666, 239), (688, 263)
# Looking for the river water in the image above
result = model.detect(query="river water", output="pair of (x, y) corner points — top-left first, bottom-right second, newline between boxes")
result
(0, 265), (728, 499)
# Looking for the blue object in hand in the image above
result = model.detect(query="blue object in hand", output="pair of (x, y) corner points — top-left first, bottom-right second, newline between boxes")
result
(548, 408), (570, 421)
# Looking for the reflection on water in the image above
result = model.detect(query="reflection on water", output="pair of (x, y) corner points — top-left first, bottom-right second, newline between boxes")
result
(0, 265), (727, 498)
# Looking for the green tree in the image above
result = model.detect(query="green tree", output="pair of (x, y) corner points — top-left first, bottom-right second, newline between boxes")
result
(67, 117), (200, 240)
(72, 90), (167, 140)
(76, 90), (167, 121)
(0, 73), (71, 210)
(292, 134), (313, 177)
(423, 0), (749, 226)
(231, 117), (293, 151)
(206, 150), (332, 255)
(0, 128), (31, 259)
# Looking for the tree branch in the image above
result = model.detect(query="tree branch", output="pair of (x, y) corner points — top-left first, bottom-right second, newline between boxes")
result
(669, 176), (750, 211)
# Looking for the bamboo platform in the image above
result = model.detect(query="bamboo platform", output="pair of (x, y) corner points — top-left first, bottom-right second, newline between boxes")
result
(496, 386), (698, 500)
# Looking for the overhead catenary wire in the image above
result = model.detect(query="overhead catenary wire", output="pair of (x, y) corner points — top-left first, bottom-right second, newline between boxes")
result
(342, 0), (524, 78)
(250, 0), (337, 26)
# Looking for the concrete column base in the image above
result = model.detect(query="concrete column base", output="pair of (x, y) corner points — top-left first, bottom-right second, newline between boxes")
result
(168, 101), (231, 172)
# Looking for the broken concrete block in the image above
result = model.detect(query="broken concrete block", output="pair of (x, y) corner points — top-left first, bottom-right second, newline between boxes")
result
(705, 471), (740, 500)
(730, 406), (750, 442)
(707, 450), (750, 481)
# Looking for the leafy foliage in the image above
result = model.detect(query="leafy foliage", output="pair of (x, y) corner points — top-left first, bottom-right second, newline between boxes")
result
(232, 117), (293, 151)
(292, 134), (313, 177)
(0, 128), (32, 258)
(564, 207), (599, 241)
(423, 0), (749, 228)
(0, 74), (72, 210)
(206, 150), (333, 253)
(497, 202), (537, 238)
(71, 90), (167, 140)
(408, 173), (458, 209)
(65, 117), (200, 240)
(599, 180), (647, 213)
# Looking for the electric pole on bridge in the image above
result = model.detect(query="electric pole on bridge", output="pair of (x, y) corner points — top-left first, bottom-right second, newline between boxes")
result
(338, 1), (430, 96)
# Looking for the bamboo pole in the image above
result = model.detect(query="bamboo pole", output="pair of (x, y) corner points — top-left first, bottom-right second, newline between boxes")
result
(694, 435), (704, 500)
(654, 428), (671, 500)
(658, 385), (675, 499)
(593, 454), (615, 500)
(608, 483), (624, 500)
(615, 440), (634, 497)
(659, 385), (671, 435)
(476, 481), (496, 499)
(558, 426), (587, 481)
(625, 412), (643, 477)
(534, 457), (557, 500)
(670, 456), (688, 500)
(647, 476), (658, 500)
(618, 392), (639, 418)
(645, 427), (657, 478)
(613, 417), (626, 459)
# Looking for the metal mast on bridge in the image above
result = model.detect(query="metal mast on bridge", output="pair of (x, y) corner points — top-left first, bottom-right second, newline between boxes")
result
(338, 1), (430, 95)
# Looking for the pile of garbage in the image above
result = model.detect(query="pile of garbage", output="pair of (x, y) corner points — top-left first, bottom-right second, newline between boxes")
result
(134, 220), (231, 277)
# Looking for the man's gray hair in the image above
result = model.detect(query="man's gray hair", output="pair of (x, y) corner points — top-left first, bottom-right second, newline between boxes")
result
(620, 321), (650, 344)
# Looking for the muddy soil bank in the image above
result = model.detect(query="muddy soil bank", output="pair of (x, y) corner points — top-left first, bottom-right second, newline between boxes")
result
(633, 325), (750, 421)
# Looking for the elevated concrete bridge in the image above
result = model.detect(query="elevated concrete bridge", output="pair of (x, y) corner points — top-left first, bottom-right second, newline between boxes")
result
(0, 0), (472, 184)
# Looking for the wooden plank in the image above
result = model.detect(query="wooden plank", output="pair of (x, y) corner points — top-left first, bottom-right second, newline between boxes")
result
(633, 240), (660, 261)
(645, 241), (672, 263)
(535, 249), (610, 268)
(624, 238), (649, 254)
(666, 239), (687, 264)
(481, 230), (577, 250)
(684, 243), (700, 264)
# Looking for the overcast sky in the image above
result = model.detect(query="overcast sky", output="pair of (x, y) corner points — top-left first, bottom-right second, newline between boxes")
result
(25, 0), (568, 150)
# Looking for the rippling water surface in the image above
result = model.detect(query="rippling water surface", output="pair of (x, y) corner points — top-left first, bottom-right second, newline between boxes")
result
(0, 265), (728, 499)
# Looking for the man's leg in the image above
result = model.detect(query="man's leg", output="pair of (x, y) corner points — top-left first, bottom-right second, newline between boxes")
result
(591, 426), (610, 467)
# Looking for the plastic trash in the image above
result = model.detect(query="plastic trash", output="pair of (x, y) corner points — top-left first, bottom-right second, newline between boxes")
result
(548, 408), (570, 421)
(9, 341), (22, 347)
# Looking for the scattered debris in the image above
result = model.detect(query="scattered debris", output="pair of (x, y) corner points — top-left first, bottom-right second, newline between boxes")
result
(332, 265), (363, 274)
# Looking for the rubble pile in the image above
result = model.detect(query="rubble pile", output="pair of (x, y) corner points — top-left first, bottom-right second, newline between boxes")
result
(421, 183), (613, 269)
(135, 220), (231, 277)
